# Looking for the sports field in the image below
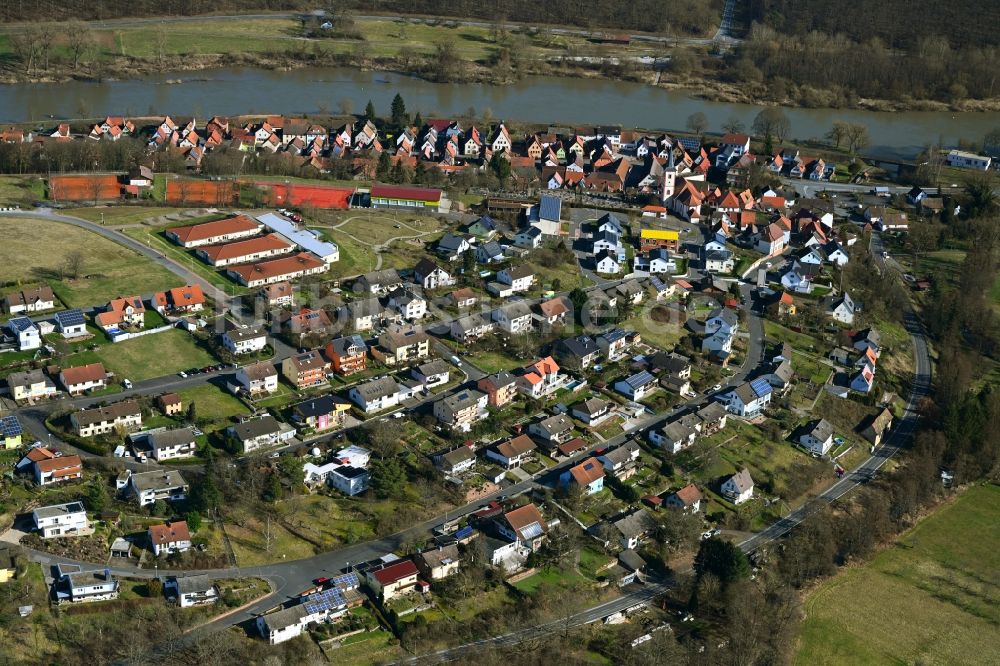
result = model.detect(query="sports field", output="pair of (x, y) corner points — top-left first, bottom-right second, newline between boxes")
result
(795, 483), (1000, 666)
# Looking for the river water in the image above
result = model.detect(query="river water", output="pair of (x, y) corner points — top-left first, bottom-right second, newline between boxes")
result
(2, 66), (997, 160)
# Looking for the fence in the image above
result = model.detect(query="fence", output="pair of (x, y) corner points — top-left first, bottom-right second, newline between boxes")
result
(109, 324), (173, 343)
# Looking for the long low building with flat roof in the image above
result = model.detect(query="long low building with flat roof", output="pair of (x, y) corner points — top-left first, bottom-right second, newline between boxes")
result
(226, 252), (327, 287)
(256, 212), (340, 263)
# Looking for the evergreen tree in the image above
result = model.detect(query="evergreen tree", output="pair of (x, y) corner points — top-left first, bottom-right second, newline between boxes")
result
(87, 479), (108, 512)
(364, 99), (376, 121)
(413, 111), (423, 130)
(371, 458), (406, 498)
(694, 537), (751, 585)
(375, 150), (392, 181)
(390, 93), (407, 128)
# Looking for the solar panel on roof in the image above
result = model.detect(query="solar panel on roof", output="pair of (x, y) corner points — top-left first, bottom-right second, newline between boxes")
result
(750, 378), (772, 397)
(332, 572), (360, 588)
(520, 521), (544, 540)
(56, 309), (86, 326)
(1, 416), (22, 437)
(651, 277), (666, 290)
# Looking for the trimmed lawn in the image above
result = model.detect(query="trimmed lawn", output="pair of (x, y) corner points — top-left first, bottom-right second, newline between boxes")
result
(764, 320), (823, 352)
(795, 484), (1000, 666)
(93, 329), (217, 382)
(0, 217), (183, 307)
(465, 349), (523, 374)
(514, 566), (590, 594)
(622, 310), (686, 352)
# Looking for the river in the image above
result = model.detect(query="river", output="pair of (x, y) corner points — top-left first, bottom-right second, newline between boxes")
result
(1, 67), (996, 160)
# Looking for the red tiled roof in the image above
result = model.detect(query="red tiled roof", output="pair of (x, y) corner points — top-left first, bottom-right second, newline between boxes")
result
(673, 483), (702, 506)
(557, 438), (588, 457)
(36, 454), (82, 474)
(149, 521), (191, 546)
(228, 252), (325, 283)
(504, 503), (547, 538)
(370, 183), (442, 202)
(26, 447), (57, 462)
(199, 234), (292, 262)
(372, 559), (419, 585)
(61, 363), (106, 386)
(167, 215), (260, 244)
(569, 458), (605, 486)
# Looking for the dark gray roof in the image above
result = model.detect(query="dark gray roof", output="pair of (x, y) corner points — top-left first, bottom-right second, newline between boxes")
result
(558, 335), (598, 359)
(293, 394), (348, 419)
(352, 377), (400, 401)
(224, 326), (265, 343)
(172, 574), (214, 595)
(613, 509), (658, 539)
(148, 427), (196, 452)
(230, 415), (283, 441)
(130, 469), (188, 493)
(807, 418), (834, 441)
(708, 307), (739, 328)
(539, 195), (561, 221)
(54, 309), (86, 327)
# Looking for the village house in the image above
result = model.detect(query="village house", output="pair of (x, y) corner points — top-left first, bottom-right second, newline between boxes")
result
(145, 427), (198, 462)
(121, 469), (189, 506)
(598, 442), (641, 481)
(70, 400), (142, 437)
(348, 377), (401, 413)
(326, 335), (367, 376)
(256, 584), (358, 645)
(516, 356), (564, 399)
(53, 309), (87, 338)
(485, 434), (537, 469)
(614, 371), (658, 401)
(148, 521), (192, 557)
(221, 326), (268, 355)
(413, 258), (455, 290)
(0, 415), (21, 449)
(7, 368), (57, 402)
(151, 284), (206, 314)
(366, 558), (421, 601)
(372, 326), (430, 366)
(534, 296), (570, 328)
(562, 458), (605, 495)
(491, 301), (534, 334)
(825, 293), (856, 325)
(437, 233), (474, 261)
(387, 287), (427, 321)
(415, 544), (461, 581)
(497, 265), (536, 293)
(338, 297), (386, 331)
(437, 445), (476, 475)
(527, 413), (574, 445)
(571, 397), (613, 426)
(861, 408), (893, 446)
(449, 287), (478, 310)
(166, 575), (219, 608)
(258, 281), (295, 308)
(96, 295), (146, 331)
(665, 484), (703, 512)
(799, 418), (835, 455)
(649, 419), (698, 453)
(720, 380), (772, 418)
(721, 468), (754, 505)
(612, 509), (658, 550)
(555, 335), (602, 371)
(433, 389), (488, 431)
(156, 393), (183, 416)
(228, 415), (296, 453)
(3, 285), (56, 314)
(476, 240), (505, 264)
(33, 501), (89, 538)
(6, 317), (40, 351)
(412, 359), (450, 389)
(235, 361), (279, 395)
(281, 350), (328, 389)
(52, 565), (119, 605)
(29, 449), (83, 486)
(450, 313), (496, 343)
(477, 371), (518, 408)
(596, 328), (632, 360)
(496, 503), (548, 552)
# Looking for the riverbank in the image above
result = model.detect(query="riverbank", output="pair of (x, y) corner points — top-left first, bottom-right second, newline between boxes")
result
(2, 14), (999, 114)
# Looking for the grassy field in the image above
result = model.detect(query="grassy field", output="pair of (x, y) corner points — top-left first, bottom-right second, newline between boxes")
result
(121, 221), (248, 294)
(795, 483), (1000, 666)
(622, 307), (687, 352)
(92, 329), (218, 382)
(178, 383), (248, 432)
(0, 217), (183, 307)
(0, 175), (44, 205)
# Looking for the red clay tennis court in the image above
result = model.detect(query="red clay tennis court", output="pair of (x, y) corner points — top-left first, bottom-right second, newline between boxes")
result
(246, 181), (354, 209)
(166, 179), (238, 205)
(48, 174), (121, 201)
